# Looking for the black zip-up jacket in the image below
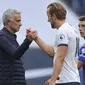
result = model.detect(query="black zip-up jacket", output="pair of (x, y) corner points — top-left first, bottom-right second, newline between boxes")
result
(0, 27), (32, 85)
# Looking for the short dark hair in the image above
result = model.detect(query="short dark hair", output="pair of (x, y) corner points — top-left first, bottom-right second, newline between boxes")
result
(79, 16), (85, 21)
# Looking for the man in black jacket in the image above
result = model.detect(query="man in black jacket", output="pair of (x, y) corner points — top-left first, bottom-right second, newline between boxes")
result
(0, 9), (32, 85)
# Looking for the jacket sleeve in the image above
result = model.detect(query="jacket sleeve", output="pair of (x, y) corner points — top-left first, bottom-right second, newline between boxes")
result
(0, 35), (32, 60)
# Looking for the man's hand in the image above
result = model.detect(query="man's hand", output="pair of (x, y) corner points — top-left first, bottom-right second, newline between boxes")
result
(26, 28), (38, 40)
(45, 78), (56, 85)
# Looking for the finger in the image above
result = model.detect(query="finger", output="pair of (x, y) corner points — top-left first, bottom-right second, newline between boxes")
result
(45, 81), (49, 85)
(26, 29), (31, 32)
(32, 31), (37, 33)
(28, 28), (32, 30)
(26, 28), (32, 32)
(26, 29), (32, 34)
(45, 82), (49, 85)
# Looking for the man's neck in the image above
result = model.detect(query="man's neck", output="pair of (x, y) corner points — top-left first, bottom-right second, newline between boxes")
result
(4, 26), (15, 34)
(56, 20), (65, 29)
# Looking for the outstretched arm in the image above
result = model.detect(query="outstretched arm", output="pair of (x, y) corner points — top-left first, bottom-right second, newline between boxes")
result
(0, 35), (32, 60)
(26, 28), (54, 58)
(34, 36), (54, 58)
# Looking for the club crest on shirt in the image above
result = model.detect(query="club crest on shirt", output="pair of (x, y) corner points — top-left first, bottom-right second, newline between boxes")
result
(58, 34), (65, 41)
(81, 48), (85, 54)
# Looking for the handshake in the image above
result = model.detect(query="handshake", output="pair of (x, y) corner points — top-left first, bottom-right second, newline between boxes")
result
(26, 28), (38, 40)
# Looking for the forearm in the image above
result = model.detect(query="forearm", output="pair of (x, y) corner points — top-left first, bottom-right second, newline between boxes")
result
(0, 35), (32, 60)
(51, 57), (64, 81)
(13, 38), (32, 59)
(34, 36), (54, 58)
(51, 46), (67, 82)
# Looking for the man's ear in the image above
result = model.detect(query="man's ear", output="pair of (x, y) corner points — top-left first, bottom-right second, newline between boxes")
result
(52, 13), (57, 20)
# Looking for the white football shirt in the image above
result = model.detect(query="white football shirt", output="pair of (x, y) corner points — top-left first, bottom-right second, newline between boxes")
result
(53, 22), (80, 83)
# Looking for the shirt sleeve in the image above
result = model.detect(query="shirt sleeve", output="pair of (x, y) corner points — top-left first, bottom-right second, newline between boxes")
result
(55, 32), (69, 47)
(0, 35), (32, 60)
(78, 45), (85, 62)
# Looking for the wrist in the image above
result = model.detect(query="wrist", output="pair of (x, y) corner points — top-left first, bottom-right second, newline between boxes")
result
(34, 35), (38, 41)
(50, 78), (56, 84)
(51, 76), (59, 82)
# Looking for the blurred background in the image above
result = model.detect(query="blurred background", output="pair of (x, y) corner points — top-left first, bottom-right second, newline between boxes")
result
(0, 0), (85, 85)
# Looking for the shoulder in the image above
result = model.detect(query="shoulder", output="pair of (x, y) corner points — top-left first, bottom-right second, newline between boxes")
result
(56, 31), (68, 40)
(0, 29), (6, 36)
(0, 30), (8, 40)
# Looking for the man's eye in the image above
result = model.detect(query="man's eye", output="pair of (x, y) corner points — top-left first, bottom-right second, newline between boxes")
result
(78, 24), (85, 27)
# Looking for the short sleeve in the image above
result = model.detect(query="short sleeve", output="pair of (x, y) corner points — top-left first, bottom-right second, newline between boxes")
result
(55, 32), (69, 47)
